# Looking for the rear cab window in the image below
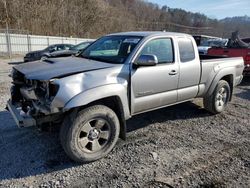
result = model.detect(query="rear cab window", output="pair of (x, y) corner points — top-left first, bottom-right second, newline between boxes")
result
(178, 38), (195, 62)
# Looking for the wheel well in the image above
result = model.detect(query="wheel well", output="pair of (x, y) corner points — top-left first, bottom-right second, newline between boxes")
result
(79, 96), (127, 140)
(221, 74), (233, 101)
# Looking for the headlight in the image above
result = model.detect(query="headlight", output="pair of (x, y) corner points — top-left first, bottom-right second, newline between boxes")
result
(9, 69), (15, 78)
(34, 80), (59, 99)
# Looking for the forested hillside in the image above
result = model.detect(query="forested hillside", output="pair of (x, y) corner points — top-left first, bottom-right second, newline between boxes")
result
(0, 0), (249, 38)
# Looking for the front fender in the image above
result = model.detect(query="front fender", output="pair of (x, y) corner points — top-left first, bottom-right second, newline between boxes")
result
(63, 84), (130, 119)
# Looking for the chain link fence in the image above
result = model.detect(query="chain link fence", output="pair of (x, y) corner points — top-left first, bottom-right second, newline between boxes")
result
(0, 29), (92, 58)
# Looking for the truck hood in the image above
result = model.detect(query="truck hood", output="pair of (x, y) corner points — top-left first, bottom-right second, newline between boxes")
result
(14, 57), (116, 80)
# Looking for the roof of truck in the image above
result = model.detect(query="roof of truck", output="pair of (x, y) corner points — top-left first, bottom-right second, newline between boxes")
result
(108, 31), (191, 38)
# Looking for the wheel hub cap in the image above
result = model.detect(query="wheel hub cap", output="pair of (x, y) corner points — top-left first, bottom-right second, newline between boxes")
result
(78, 118), (111, 153)
(88, 129), (100, 140)
(215, 87), (227, 110)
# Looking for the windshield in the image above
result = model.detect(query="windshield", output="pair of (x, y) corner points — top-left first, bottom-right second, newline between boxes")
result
(70, 42), (92, 50)
(80, 36), (142, 64)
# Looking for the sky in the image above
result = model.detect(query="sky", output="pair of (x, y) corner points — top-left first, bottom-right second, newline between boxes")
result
(148, 0), (250, 19)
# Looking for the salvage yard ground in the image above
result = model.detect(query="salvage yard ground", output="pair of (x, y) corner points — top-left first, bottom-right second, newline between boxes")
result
(0, 57), (249, 187)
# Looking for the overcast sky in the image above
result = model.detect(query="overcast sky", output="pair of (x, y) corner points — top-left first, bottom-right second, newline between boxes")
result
(148, 0), (250, 19)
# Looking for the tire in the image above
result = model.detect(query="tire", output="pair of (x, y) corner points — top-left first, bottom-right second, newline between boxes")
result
(203, 80), (230, 114)
(60, 105), (120, 163)
(40, 55), (48, 60)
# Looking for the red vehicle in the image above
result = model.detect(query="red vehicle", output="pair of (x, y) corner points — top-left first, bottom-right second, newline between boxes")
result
(208, 48), (250, 76)
(207, 32), (250, 76)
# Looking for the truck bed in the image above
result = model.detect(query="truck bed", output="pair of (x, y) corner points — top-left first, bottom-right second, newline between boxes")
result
(197, 55), (244, 96)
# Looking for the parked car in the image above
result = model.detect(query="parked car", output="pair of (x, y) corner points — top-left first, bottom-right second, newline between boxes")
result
(193, 35), (220, 46)
(24, 44), (74, 62)
(208, 31), (250, 76)
(193, 35), (228, 55)
(7, 31), (244, 163)
(198, 38), (228, 55)
(44, 41), (94, 59)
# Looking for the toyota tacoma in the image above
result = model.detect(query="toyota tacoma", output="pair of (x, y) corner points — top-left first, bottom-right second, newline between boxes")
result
(7, 32), (244, 162)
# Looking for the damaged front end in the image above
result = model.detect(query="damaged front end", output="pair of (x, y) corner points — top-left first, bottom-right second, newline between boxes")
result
(7, 68), (62, 128)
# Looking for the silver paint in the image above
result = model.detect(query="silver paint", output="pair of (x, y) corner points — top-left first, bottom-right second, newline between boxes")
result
(8, 31), (245, 127)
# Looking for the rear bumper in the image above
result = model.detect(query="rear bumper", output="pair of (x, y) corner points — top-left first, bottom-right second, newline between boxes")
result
(7, 100), (36, 128)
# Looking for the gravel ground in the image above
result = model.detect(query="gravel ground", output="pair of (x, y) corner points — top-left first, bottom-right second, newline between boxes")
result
(0, 58), (249, 188)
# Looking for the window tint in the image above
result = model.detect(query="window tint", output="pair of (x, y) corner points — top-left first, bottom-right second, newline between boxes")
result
(178, 38), (195, 62)
(47, 45), (57, 52)
(139, 38), (174, 64)
(57, 45), (65, 51)
(64, 45), (72, 50)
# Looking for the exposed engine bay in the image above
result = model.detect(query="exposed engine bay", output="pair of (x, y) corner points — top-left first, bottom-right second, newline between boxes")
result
(9, 68), (61, 127)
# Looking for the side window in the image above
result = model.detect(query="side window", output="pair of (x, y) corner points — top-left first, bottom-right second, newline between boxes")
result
(178, 38), (195, 62)
(48, 46), (56, 52)
(57, 45), (65, 51)
(64, 45), (72, 50)
(139, 38), (174, 64)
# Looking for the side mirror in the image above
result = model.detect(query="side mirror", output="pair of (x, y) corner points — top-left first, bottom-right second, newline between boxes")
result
(135, 54), (158, 66)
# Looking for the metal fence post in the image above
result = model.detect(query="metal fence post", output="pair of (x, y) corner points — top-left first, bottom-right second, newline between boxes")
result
(5, 29), (11, 58)
(27, 34), (31, 52)
(47, 37), (49, 46)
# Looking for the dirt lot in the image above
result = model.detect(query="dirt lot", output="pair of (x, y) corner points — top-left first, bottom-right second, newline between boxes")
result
(0, 58), (249, 188)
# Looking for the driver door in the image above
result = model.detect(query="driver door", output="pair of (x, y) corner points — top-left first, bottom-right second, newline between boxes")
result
(131, 37), (179, 114)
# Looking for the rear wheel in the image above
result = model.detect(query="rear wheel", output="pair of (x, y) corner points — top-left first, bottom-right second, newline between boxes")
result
(60, 105), (120, 163)
(203, 80), (230, 114)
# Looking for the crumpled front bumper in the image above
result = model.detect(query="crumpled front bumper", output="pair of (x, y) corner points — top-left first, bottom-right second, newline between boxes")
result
(7, 100), (36, 128)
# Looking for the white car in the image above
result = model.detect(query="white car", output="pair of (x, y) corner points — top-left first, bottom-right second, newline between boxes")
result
(198, 38), (228, 55)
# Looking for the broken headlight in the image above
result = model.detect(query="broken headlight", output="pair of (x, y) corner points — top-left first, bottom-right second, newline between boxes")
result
(34, 80), (59, 99)
(49, 82), (59, 97)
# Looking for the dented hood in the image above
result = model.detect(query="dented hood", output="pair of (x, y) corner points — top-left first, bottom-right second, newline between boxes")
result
(14, 57), (116, 80)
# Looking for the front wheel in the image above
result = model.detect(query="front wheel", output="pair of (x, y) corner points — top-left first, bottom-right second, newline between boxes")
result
(203, 80), (230, 114)
(40, 55), (48, 60)
(60, 105), (120, 163)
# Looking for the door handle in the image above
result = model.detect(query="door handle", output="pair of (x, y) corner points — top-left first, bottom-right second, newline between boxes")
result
(169, 70), (178, 75)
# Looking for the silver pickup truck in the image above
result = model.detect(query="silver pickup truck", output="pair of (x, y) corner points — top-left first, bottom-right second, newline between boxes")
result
(7, 32), (244, 162)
